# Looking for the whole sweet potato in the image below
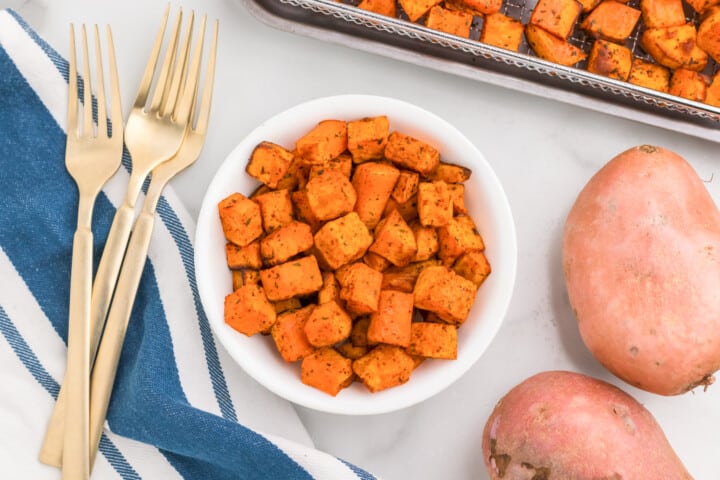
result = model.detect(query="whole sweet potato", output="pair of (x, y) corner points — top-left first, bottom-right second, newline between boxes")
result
(562, 145), (720, 395)
(482, 371), (692, 480)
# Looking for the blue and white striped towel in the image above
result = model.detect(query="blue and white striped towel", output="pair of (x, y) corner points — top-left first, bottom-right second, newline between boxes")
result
(0, 10), (376, 480)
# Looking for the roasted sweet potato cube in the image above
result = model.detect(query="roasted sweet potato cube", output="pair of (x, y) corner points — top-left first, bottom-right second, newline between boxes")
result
(577, 0), (602, 13)
(398, 0), (442, 21)
(357, 0), (397, 17)
(246, 141), (294, 189)
(370, 209), (418, 267)
(291, 190), (322, 232)
(273, 297), (302, 314)
(253, 189), (294, 233)
(427, 162), (472, 183)
(628, 57), (670, 92)
(260, 255), (323, 301)
(226, 241), (262, 270)
(587, 39), (632, 81)
(453, 250), (492, 286)
(414, 265), (477, 324)
(640, 0), (685, 28)
(352, 162), (401, 229)
(347, 116), (390, 163)
(352, 345), (415, 392)
(580, 2), (641, 42)
(480, 13), (525, 51)
(391, 170), (420, 204)
(304, 301), (353, 347)
(640, 24), (708, 71)
(301, 347), (354, 396)
(318, 272), (340, 304)
(384, 132), (440, 176)
(337, 342), (369, 360)
(445, 0), (502, 15)
(381, 259), (440, 292)
(407, 322), (458, 359)
(686, 0), (720, 13)
(218, 193), (263, 247)
(367, 290), (414, 347)
(669, 68), (708, 101)
(309, 154), (353, 180)
(425, 5), (473, 38)
(706, 71), (720, 107)
(530, 0), (582, 40)
(697, 7), (720, 63)
(412, 223), (439, 261)
(260, 221), (314, 266)
(351, 316), (372, 347)
(383, 195), (419, 223)
(438, 215), (486, 265)
(295, 120), (348, 165)
(417, 181), (453, 227)
(314, 212), (374, 270)
(447, 183), (467, 215)
(232, 269), (260, 291)
(525, 24), (588, 66)
(338, 262), (384, 314)
(224, 284), (276, 336)
(306, 170), (357, 222)
(271, 305), (316, 362)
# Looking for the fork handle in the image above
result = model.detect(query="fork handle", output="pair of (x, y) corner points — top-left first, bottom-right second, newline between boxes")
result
(88, 208), (156, 466)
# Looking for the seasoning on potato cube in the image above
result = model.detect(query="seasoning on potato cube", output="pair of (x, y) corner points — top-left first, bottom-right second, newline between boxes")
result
(697, 8), (720, 63)
(224, 284), (276, 337)
(367, 290), (414, 347)
(245, 141), (294, 189)
(417, 181), (453, 227)
(351, 316), (372, 347)
(382, 259), (440, 293)
(318, 272), (341, 305)
(363, 251), (392, 272)
(295, 120), (347, 165)
(398, 0), (442, 21)
(273, 298), (302, 314)
(352, 345), (415, 392)
(347, 116), (390, 163)
(453, 250), (492, 286)
(225, 241), (262, 270)
(628, 57), (670, 92)
(414, 265), (477, 324)
(425, 5), (473, 38)
(480, 13), (525, 52)
(640, 24), (708, 71)
(338, 262), (384, 314)
(384, 131), (440, 176)
(352, 162), (401, 229)
(428, 162), (472, 184)
(314, 212), (374, 270)
(253, 189), (294, 233)
(447, 183), (467, 215)
(304, 301), (353, 347)
(370, 209), (418, 267)
(301, 347), (354, 396)
(306, 170), (357, 221)
(686, 0), (720, 13)
(640, 0), (686, 28)
(407, 322), (458, 359)
(438, 215), (486, 265)
(271, 305), (316, 362)
(260, 221), (314, 266)
(446, 0), (502, 15)
(669, 68), (708, 102)
(525, 24), (588, 66)
(357, 0), (397, 17)
(580, 2), (641, 42)
(218, 192), (264, 247)
(260, 255), (323, 301)
(232, 269), (260, 291)
(392, 170), (419, 204)
(291, 190), (322, 232)
(706, 72), (720, 107)
(383, 195), (419, 224)
(530, 0), (582, 40)
(309, 153), (353, 180)
(412, 223), (439, 262)
(587, 39), (633, 81)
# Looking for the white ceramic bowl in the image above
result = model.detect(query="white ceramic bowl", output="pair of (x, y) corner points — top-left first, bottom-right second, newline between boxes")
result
(195, 95), (517, 415)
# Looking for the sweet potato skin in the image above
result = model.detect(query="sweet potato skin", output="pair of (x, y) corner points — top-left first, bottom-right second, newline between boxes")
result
(562, 145), (720, 395)
(481, 371), (693, 480)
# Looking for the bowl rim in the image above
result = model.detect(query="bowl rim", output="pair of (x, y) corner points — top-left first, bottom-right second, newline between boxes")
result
(195, 94), (518, 415)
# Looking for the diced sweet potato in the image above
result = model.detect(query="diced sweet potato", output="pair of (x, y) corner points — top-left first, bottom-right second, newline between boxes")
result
(226, 241), (262, 269)
(338, 262), (384, 314)
(260, 255), (323, 301)
(370, 209), (418, 267)
(425, 5), (473, 38)
(640, 24), (708, 71)
(577, 0), (602, 13)
(384, 132), (440, 176)
(273, 298), (302, 314)
(448, 183), (467, 215)
(480, 13), (525, 52)
(697, 7), (720, 63)
(530, 0), (583, 40)
(414, 265), (477, 324)
(367, 290), (414, 347)
(301, 347), (354, 396)
(640, 0), (686, 28)
(446, 0), (502, 15)
(295, 120), (348, 165)
(246, 141), (294, 189)
(428, 162), (472, 184)
(352, 162), (401, 229)
(291, 190), (322, 232)
(352, 345), (415, 392)
(417, 181), (453, 227)
(337, 342), (369, 360)
(232, 269), (260, 291)
(253, 189), (294, 233)
(412, 223), (439, 261)
(351, 316), (372, 347)
(438, 215), (486, 265)
(363, 251), (392, 272)
(381, 259), (441, 292)
(305, 170), (357, 222)
(271, 305), (316, 362)
(453, 250), (492, 286)
(383, 195), (419, 223)
(313, 212), (374, 270)
(686, 0), (720, 13)
(669, 68), (708, 101)
(318, 272), (341, 304)
(706, 71), (720, 106)
(218, 193), (264, 247)
(392, 170), (420, 204)
(347, 116), (390, 163)
(260, 221), (314, 266)
(224, 284), (276, 336)
(309, 154), (353, 180)
(587, 40), (633, 81)
(304, 300), (353, 347)
(357, 0), (397, 17)
(580, 2), (641, 42)
(525, 24), (588, 66)
(398, 0), (442, 21)
(628, 57), (670, 92)
(407, 322), (458, 359)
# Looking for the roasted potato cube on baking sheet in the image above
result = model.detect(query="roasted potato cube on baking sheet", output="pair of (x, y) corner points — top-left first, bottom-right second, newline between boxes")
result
(352, 162), (400, 229)
(530, 0), (582, 40)
(246, 141), (294, 189)
(367, 290), (414, 347)
(226, 241), (263, 270)
(296, 120), (347, 165)
(352, 345), (415, 392)
(587, 39), (633, 81)
(370, 209), (418, 267)
(446, 0), (502, 15)
(412, 223), (439, 262)
(453, 250), (492, 286)
(304, 300), (353, 347)
(302, 347), (354, 396)
(357, 0), (397, 17)
(254, 189), (294, 233)
(706, 71), (720, 106)
(580, 1), (641, 42)
(260, 255), (323, 301)
(384, 131), (440, 176)
(338, 262), (384, 314)
(306, 170), (357, 221)
(260, 221), (314, 266)
(347, 116), (390, 163)
(414, 265), (477, 324)
(224, 284), (276, 337)
(480, 13), (525, 51)
(407, 322), (458, 359)
(697, 7), (720, 63)
(271, 305), (316, 362)
(669, 68), (708, 101)
(381, 259), (440, 292)
(417, 181), (453, 227)
(218, 193), (263, 247)
(398, 0), (442, 21)
(525, 24), (588, 66)
(640, 0), (686, 28)
(628, 57), (670, 92)
(314, 212), (374, 270)
(686, 0), (720, 13)
(232, 269), (260, 291)
(425, 5), (473, 38)
(640, 24), (708, 71)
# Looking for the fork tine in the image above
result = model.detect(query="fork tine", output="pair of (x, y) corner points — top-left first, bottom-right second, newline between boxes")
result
(193, 19), (218, 136)
(174, 15), (206, 124)
(106, 25), (123, 140)
(148, 9), (183, 113)
(81, 25), (93, 137)
(133, 4), (170, 110)
(161, 10), (194, 118)
(68, 24), (78, 139)
(93, 25), (108, 139)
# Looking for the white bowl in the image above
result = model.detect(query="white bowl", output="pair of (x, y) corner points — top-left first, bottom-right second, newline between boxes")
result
(195, 95), (517, 415)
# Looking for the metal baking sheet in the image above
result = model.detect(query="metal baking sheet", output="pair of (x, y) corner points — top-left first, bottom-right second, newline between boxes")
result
(241, 0), (720, 142)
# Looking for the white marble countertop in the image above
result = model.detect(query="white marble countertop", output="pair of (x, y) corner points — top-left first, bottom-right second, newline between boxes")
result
(8, 0), (720, 478)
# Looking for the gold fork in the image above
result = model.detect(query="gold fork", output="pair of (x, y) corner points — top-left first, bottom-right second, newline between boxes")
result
(60, 24), (123, 480)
